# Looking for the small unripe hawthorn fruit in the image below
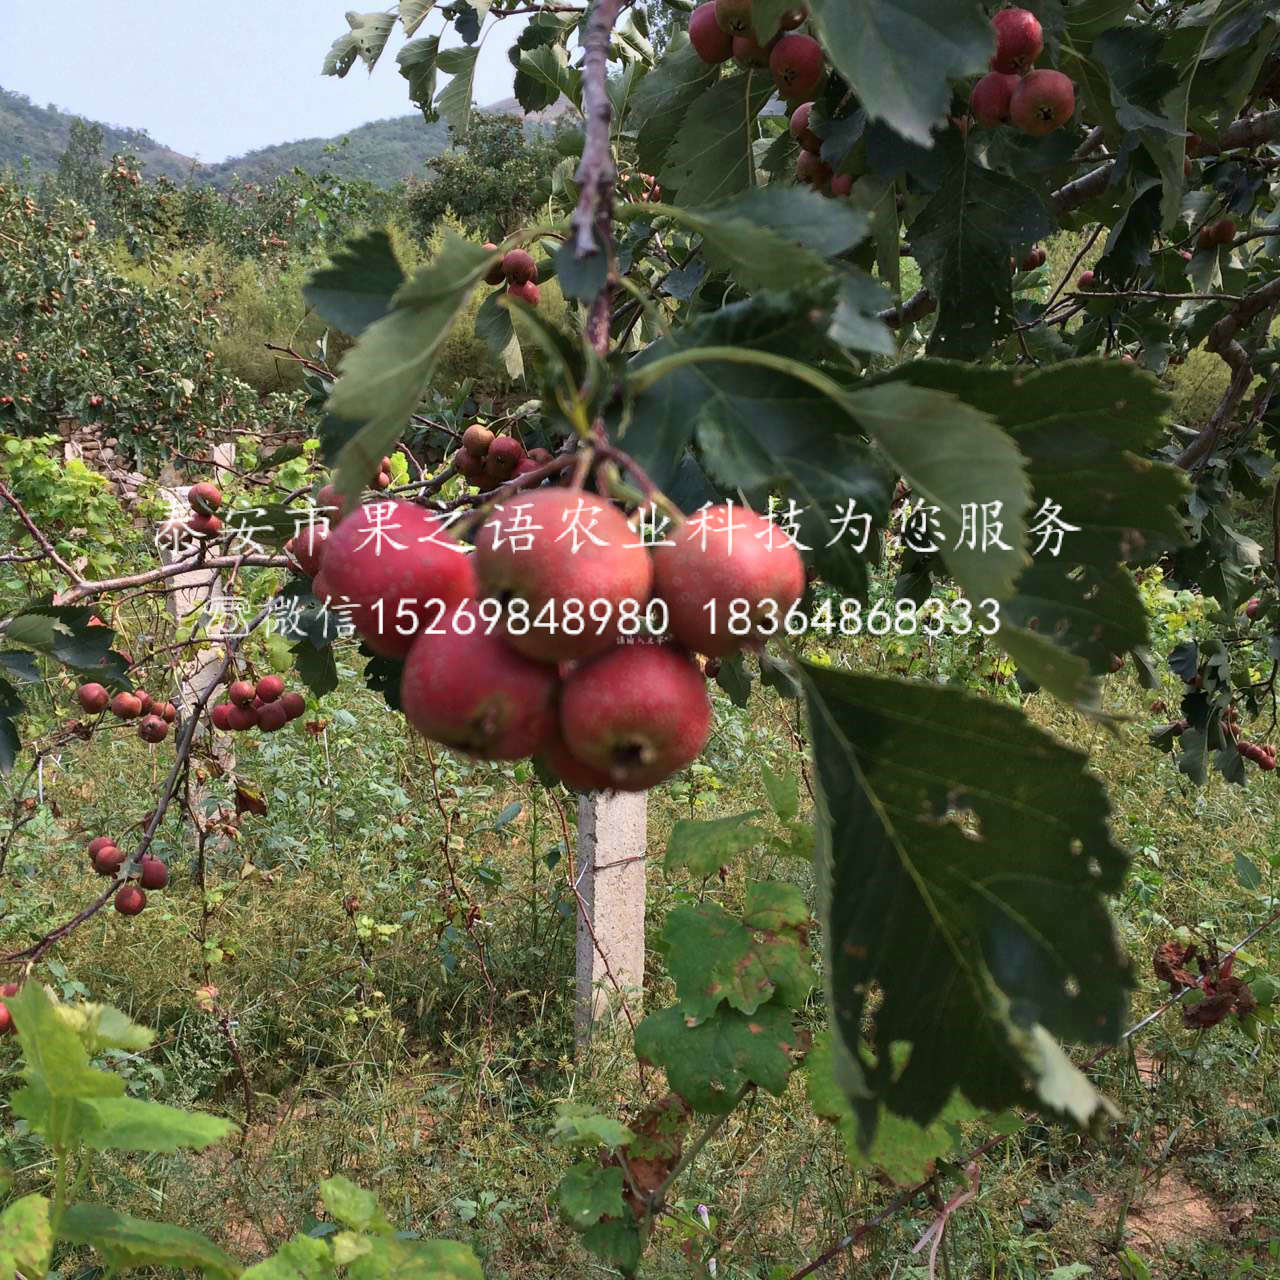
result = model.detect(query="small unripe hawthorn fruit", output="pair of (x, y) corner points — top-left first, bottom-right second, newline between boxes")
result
(228, 680), (255, 707)
(1020, 246), (1046, 271)
(560, 643), (712, 790)
(1197, 224), (1218, 251)
(401, 624), (557, 760)
(111, 691), (143, 719)
(454, 448), (485, 482)
(227, 703), (259, 731)
(474, 488), (655, 662)
(139, 855), (169, 890)
(78, 682), (110, 713)
(284, 530), (327, 578)
(373, 469), (392, 491)
(1010, 69), (1075, 137)
(502, 249), (537, 285)
(789, 102), (821, 153)
(188, 512), (223, 538)
(257, 701), (288, 732)
(689, 1), (733, 62)
(714, 0), (753, 37)
(211, 702), (234, 731)
(527, 447), (554, 465)
(770, 34), (825, 101)
(507, 279), (540, 306)
(991, 7), (1043, 74)
(115, 884), (146, 916)
(94, 845), (126, 876)
(88, 835), (117, 859)
(280, 690), (306, 720)
(1213, 217), (1236, 246)
(321, 500), (476, 659)
(1077, 270), (1096, 290)
(536, 721), (615, 793)
(652, 504), (807, 657)
(778, 6), (807, 29)
(796, 150), (832, 188)
(188, 481), (223, 515)
(256, 674), (285, 702)
(971, 71), (1020, 127)
(484, 437), (527, 485)
(829, 173), (854, 197)
(483, 243), (505, 286)
(1180, 249), (1193, 262)
(463, 424), (494, 457)
(1246, 597), (1262, 620)
(732, 34), (770, 67)
(138, 714), (168, 744)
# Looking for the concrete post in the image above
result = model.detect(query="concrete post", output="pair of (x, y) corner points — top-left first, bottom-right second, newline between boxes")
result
(575, 790), (648, 1045)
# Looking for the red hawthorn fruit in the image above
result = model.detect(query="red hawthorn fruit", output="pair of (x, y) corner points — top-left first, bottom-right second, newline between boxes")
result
(94, 845), (126, 876)
(502, 249), (537, 285)
(473, 487), (655, 663)
(1009, 69), (1076, 137)
(462, 424), (494, 457)
(714, 0), (753, 36)
(971, 71), (1020, 127)
(507, 279), (540, 306)
(400, 624), (558, 761)
(0, 1003), (11, 1036)
(1213, 217), (1237, 246)
(455, 448), (485, 482)
(114, 884), (146, 915)
(88, 835), (117, 859)
(211, 702), (234, 731)
(228, 680), (255, 708)
(138, 714), (169, 744)
(320, 499), (476, 659)
(732, 34), (770, 67)
(257, 701), (288, 732)
(159, 702), (177, 723)
(1077, 270), (1096, 290)
(226, 704), (259, 731)
(1246, 597), (1262, 620)
(188, 481), (223, 515)
(483, 243), (506, 286)
(187, 512), (223, 538)
(135, 691), (154, 715)
(991, 7), (1043, 74)
(690, 1), (733, 61)
(770, 34), (825, 101)
(139, 855), (169, 889)
(483, 437), (527, 485)
(111, 691), (143, 719)
(78, 682), (110, 713)
(285, 529), (327, 578)
(256, 674), (285, 702)
(536, 721), (616, 793)
(829, 173), (853, 197)
(789, 102), (821, 153)
(560, 643), (712, 790)
(280, 691), (306, 720)
(778, 6), (807, 29)
(796, 150), (833, 188)
(651, 503), (807, 658)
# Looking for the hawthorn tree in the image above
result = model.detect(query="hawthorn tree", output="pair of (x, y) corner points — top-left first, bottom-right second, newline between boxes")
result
(3, 0), (1280, 1275)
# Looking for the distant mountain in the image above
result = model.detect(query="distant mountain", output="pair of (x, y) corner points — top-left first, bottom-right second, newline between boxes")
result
(0, 86), (567, 189)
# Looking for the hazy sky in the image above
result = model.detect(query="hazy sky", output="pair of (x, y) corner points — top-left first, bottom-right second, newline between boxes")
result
(1, 1), (528, 162)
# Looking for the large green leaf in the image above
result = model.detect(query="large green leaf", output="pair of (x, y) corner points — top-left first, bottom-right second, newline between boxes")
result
(344, 1235), (483, 1280)
(320, 1177), (392, 1234)
(58, 1205), (239, 1280)
(657, 71), (773, 207)
(558, 1164), (627, 1230)
(242, 1234), (336, 1280)
(661, 883), (813, 1019)
(398, 35), (441, 120)
(631, 33), (717, 176)
(634, 1001), (800, 1113)
(400, 0), (435, 36)
(76, 1095), (233, 1153)
(551, 1103), (636, 1150)
(809, 0), (992, 146)
(305, 232), (406, 338)
(908, 147), (1055, 358)
(664, 812), (767, 878)
(8, 983), (123, 1102)
(435, 46), (478, 132)
(807, 1032), (977, 1184)
(0, 1196), (51, 1280)
(4, 605), (116, 670)
(346, 11), (397, 71)
(804, 665), (1130, 1136)
(325, 230), (490, 505)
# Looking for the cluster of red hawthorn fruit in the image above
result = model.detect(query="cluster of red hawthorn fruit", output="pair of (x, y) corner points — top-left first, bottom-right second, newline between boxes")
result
(970, 8), (1075, 137)
(77, 680), (177, 744)
(0, 982), (20, 1035)
(689, 0), (825, 100)
(293, 486), (804, 791)
(482, 246), (540, 307)
(85, 833), (170, 915)
(209, 675), (307, 734)
(1197, 217), (1236, 252)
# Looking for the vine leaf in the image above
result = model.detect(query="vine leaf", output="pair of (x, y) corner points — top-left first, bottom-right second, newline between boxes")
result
(663, 812), (767, 878)
(303, 231), (405, 338)
(634, 1001), (801, 1114)
(803, 664), (1130, 1138)
(324, 230), (490, 505)
(809, 0), (992, 146)
(807, 1032), (978, 1184)
(657, 71), (773, 207)
(558, 1164), (627, 1229)
(661, 884), (813, 1019)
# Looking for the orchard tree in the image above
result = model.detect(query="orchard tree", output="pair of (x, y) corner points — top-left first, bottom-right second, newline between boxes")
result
(3, 0), (1280, 1275)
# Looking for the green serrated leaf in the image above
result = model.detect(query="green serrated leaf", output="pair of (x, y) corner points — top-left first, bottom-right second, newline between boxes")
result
(398, 35), (441, 119)
(400, 0), (434, 36)
(322, 32), (360, 77)
(293, 638), (339, 698)
(76, 1096), (233, 1154)
(474, 288), (524, 379)
(551, 1103), (636, 1150)
(634, 1001), (799, 1113)
(761, 763), (799, 823)
(580, 1219), (643, 1276)
(0, 1196), (51, 1280)
(435, 46), (478, 133)
(8, 983), (124, 1102)
(242, 1233), (336, 1280)
(59, 1204), (239, 1280)
(346, 1234), (483, 1280)
(810, 0), (991, 146)
(319, 1176), (392, 1234)
(803, 664), (1129, 1136)
(304, 231), (406, 338)
(632, 33), (717, 177)
(346, 11), (397, 71)
(558, 1163), (627, 1229)
(664, 812), (767, 878)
